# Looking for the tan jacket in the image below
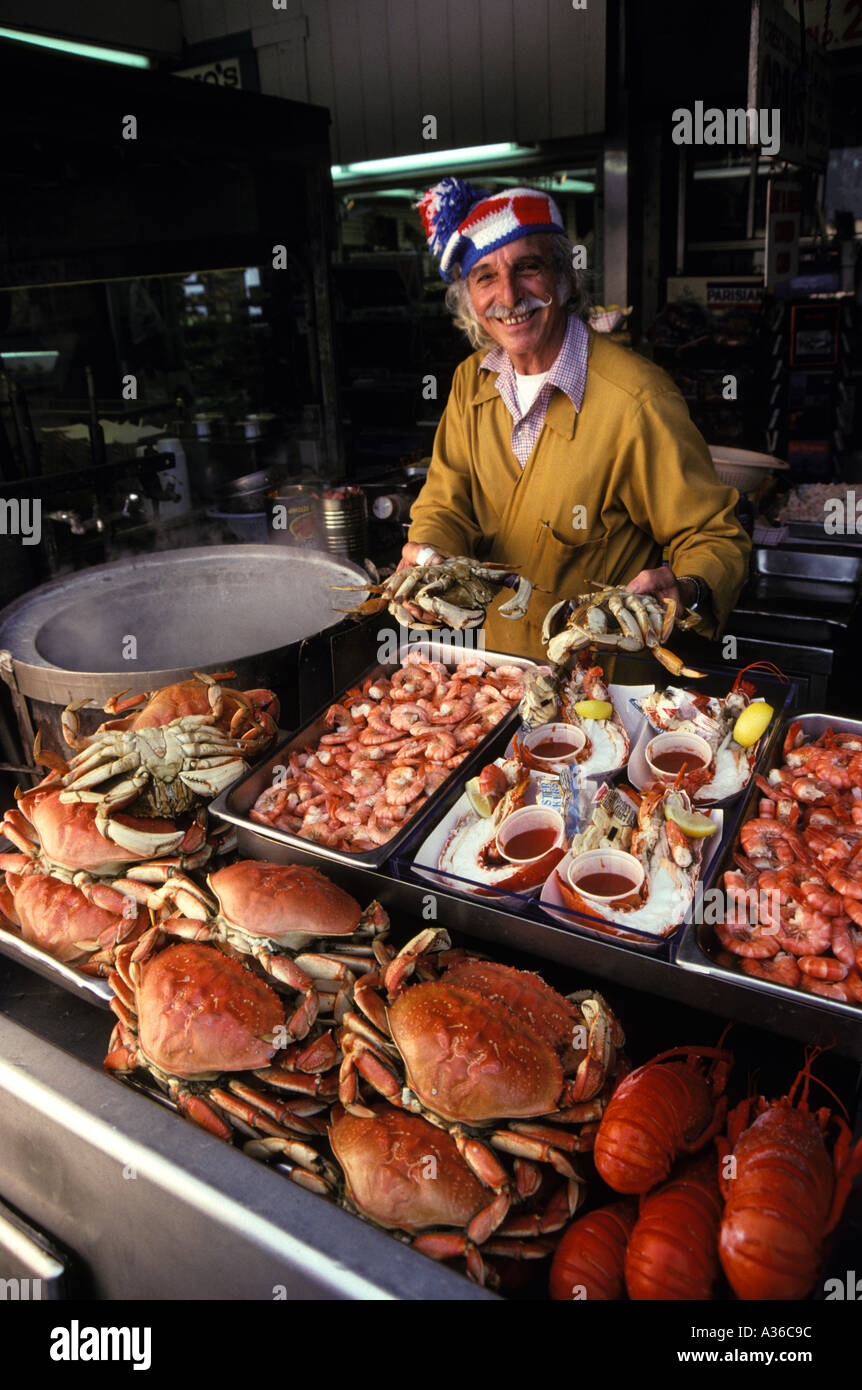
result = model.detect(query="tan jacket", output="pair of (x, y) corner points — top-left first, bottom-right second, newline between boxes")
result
(408, 329), (751, 659)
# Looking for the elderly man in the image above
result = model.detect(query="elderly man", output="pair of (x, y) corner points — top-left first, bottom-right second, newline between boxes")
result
(402, 178), (751, 659)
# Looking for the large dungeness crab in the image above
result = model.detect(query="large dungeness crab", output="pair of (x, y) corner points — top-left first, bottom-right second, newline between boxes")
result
(543, 585), (704, 677)
(53, 672), (279, 822)
(338, 928), (625, 1257)
(2, 779), (209, 874)
(116, 859), (389, 1039)
(334, 557), (535, 630)
(105, 931), (339, 1192)
(0, 854), (149, 973)
(329, 1102), (575, 1285)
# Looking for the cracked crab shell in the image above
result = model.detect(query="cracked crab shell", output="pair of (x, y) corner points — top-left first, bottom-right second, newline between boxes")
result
(208, 861), (363, 937)
(329, 1104), (488, 1232)
(387, 982), (564, 1122)
(137, 941), (284, 1078)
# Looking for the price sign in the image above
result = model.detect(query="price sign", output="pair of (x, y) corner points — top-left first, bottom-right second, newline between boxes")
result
(765, 177), (801, 288)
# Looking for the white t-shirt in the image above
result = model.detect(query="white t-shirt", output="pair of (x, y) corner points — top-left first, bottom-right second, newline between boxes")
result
(514, 370), (549, 417)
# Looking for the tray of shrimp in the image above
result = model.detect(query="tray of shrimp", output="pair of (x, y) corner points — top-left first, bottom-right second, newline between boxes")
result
(207, 642), (538, 870)
(674, 712), (862, 1015)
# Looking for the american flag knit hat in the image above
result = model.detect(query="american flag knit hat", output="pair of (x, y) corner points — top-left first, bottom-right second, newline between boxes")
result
(417, 177), (565, 281)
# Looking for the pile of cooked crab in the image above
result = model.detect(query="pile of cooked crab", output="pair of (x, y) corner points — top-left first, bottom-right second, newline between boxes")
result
(99, 866), (627, 1288)
(0, 672), (278, 975)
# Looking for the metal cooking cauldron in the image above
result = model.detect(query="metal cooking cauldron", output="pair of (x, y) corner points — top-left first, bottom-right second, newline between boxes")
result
(0, 545), (372, 763)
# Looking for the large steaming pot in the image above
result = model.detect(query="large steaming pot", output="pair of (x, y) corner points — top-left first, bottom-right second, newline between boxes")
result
(0, 545), (372, 760)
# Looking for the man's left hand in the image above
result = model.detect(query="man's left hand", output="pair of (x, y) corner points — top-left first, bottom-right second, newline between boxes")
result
(627, 567), (694, 610)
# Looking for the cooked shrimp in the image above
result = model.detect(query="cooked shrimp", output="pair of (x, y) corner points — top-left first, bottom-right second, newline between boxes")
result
(385, 766), (425, 805)
(424, 731), (458, 764)
(389, 702), (427, 732)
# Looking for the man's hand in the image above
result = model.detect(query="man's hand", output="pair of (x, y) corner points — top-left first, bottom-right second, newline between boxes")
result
(627, 566), (695, 610)
(397, 541), (450, 573)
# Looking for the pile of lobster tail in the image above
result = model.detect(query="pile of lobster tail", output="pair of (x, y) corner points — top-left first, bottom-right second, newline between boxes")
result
(551, 1044), (862, 1302)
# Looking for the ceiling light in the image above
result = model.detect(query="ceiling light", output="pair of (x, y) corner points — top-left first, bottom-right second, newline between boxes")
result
(0, 26), (151, 68)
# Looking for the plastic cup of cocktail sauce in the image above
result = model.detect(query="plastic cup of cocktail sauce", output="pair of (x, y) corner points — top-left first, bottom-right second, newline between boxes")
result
(495, 806), (566, 864)
(566, 849), (645, 904)
(644, 731), (712, 784)
(521, 722), (586, 772)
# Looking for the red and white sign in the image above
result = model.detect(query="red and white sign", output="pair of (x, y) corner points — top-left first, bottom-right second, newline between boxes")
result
(765, 177), (801, 288)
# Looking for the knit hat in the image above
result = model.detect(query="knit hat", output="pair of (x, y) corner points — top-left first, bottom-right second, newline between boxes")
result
(417, 177), (565, 281)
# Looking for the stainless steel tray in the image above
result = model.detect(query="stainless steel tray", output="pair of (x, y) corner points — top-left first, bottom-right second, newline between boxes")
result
(0, 923), (113, 1008)
(674, 711), (862, 1023)
(208, 642), (536, 870)
(753, 547), (862, 584)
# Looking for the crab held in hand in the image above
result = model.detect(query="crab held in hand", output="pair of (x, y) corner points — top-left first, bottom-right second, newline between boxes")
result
(542, 584), (704, 677)
(333, 557), (536, 630)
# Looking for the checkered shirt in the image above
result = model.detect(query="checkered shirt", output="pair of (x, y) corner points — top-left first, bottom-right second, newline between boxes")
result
(479, 314), (589, 468)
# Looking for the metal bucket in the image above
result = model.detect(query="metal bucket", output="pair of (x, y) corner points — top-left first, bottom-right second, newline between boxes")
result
(0, 545), (370, 762)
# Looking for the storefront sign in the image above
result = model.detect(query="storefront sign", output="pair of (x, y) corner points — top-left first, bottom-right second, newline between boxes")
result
(749, 0), (830, 168)
(787, 0), (862, 50)
(174, 58), (242, 89)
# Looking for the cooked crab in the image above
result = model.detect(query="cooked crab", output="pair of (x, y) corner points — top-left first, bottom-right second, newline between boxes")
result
(338, 928), (625, 1242)
(0, 853), (149, 973)
(333, 557), (535, 630)
(115, 859), (389, 1038)
(329, 1102), (573, 1286)
(542, 584), (704, 676)
(2, 778), (210, 874)
(50, 672), (278, 821)
(105, 931), (339, 1192)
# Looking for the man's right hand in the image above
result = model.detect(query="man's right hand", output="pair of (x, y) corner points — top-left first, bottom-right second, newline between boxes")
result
(397, 541), (450, 573)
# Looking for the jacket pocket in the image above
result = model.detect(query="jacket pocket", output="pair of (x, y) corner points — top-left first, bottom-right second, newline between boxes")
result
(532, 524), (609, 602)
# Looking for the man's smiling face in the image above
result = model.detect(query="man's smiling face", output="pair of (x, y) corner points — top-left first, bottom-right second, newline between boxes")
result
(466, 233), (568, 373)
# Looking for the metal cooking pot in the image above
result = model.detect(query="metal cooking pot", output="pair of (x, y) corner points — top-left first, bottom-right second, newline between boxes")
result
(0, 545), (370, 760)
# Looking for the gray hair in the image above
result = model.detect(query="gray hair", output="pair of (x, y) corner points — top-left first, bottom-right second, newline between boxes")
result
(443, 233), (591, 351)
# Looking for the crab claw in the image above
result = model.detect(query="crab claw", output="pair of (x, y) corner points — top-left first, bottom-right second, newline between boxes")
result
(541, 598), (571, 646)
(497, 576), (534, 622)
(652, 646), (706, 679)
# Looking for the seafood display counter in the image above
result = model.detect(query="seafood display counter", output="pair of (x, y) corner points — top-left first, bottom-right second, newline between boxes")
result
(1, 652), (862, 1300)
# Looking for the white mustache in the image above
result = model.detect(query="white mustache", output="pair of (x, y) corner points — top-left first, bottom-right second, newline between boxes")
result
(485, 294), (553, 320)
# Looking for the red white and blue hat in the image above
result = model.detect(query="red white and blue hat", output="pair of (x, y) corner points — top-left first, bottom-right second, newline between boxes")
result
(417, 177), (565, 282)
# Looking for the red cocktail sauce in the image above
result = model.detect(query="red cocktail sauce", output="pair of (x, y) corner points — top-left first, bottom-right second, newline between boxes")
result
(531, 739), (580, 759)
(574, 871), (639, 899)
(503, 827), (559, 860)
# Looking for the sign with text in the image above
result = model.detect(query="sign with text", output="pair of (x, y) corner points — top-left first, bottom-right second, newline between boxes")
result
(750, 0), (830, 168)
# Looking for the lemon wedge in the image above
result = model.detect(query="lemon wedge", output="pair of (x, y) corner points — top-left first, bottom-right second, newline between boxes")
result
(574, 699), (613, 720)
(732, 701), (774, 748)
(466, 777), (496, 818)
(664, 800), (718, 838)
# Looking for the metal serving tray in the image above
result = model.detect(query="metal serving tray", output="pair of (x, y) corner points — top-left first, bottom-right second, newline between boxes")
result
(0, 923), (113, 1008)
(753, 547), (862, 584)
(674, 712), (862, 1025)
(208, 642), (536, 871)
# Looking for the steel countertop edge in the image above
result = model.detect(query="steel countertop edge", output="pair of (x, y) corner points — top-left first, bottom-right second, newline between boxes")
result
(0, 1008), (496, 1301)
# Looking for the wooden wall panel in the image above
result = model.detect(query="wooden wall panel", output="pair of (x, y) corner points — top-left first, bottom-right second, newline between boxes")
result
(180, 0), (606, 162)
